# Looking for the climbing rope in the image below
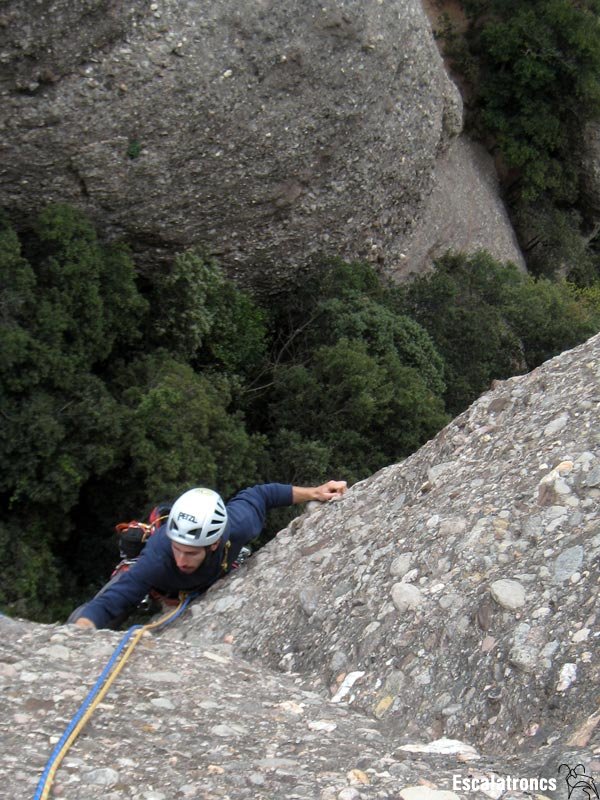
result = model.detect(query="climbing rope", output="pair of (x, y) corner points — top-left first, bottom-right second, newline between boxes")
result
(33, 593), (197, 800)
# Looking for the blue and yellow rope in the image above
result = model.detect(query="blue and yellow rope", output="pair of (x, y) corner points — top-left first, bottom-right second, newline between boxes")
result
(33, 593), (196, 800)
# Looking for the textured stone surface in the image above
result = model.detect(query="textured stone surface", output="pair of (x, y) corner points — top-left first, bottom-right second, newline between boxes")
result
(174, 331), (600, 756)
(2, 336), (600, 798)
(0, 0), (523, 284)
(395, 136), (527, 278)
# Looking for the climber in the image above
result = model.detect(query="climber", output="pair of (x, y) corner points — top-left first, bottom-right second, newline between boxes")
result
(68, 480), (347, 630)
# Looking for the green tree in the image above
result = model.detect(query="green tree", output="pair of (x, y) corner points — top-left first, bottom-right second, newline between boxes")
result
(267, 257), (446, 394)
(269, 338), (448, 483)
(256, 258), (449, 482)
(0, 210), (272, 618)
(11, 205), (598, 623)
(401, 250), (600, 414)
(148, 249), (220, 361)
(465, 0), (600, 203)
(306, 295), (446, 397)
(432, 0), (600, 281)
(118, 353), (265, 503)
(0, 206), (147, 618)
(502, 275), (600, 366)
(0, 518), (67, 621)
(511, 201), (599, 283)
(205, 281), (268, 378)
(147, 249), (267, 377)
(400, 252), (523, 413)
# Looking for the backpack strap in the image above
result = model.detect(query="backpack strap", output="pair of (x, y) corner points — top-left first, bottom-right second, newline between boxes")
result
(114, 503), (170, 561)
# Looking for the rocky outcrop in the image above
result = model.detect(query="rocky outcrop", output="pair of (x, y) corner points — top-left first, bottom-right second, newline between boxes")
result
(2, 336), (599, 799)
(180, 333), (599, 759)
(0, 616), (506, 800)
(396, 135), (526, 277)
(0, 0), (523, 283)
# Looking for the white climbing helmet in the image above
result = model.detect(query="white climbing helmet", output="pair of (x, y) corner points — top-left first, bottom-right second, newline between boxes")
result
(166, 488), (227, 547)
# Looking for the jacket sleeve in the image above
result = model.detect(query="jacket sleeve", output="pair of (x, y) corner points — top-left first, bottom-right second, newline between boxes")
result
(225, 483), (293, 544)
(79, 554), (159, 629)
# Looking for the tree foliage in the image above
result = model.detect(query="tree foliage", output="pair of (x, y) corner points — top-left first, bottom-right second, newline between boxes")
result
(464, 0), (600, 203)
(0, 207), (266, 619)
(0, 206), (140, 512)
(119, 353), (263, 502)
(0, 206), (146, 617)
(401, 250), (600, 413)
(433, 1), (600, 283)
(2, 207), (600, 622)
(259, 259), (449, 484)
(268, 338), (448, 483)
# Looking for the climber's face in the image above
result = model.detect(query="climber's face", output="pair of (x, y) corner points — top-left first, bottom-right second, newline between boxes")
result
(171, 541), (219, 573)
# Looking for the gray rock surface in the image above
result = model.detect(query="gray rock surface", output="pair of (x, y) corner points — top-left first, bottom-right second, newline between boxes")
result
(2, 336), (600, 798)
(175, 331), (600, 754)
(0, 0), (523, 283)
(395, 136), (526, 278)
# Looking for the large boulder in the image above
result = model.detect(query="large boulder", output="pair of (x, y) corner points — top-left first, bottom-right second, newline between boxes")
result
(0, 0), (522, 282)
(172, 332), (600, 759)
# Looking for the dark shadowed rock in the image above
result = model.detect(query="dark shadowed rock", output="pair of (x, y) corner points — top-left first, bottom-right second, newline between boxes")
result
(580, 120), (600, 222)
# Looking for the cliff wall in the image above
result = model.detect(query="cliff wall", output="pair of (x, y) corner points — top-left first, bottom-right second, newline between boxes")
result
(0, 0), (524, 282)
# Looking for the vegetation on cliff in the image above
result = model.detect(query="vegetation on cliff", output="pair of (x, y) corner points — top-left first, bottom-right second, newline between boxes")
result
(2, 205), (600, 620)
(436, 0), (600, 283)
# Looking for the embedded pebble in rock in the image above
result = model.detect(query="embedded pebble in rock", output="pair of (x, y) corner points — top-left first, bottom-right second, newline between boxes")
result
(299, 585), (321, 617)
(391, 583), (425, 612)
(390, 552), (413, 578)
(508, 624), (542, 674)
(397, 738), (480, 758)
(553, 546), (584, 583)
(3, 335), (600, 798)
(489, 579), (526, 610)
(556, 662), (578, 691)
(543, 412), (569, 437)
(400, 789), (461, 800)
(331, 671), (365, 703)
(85, 767), (120, 786)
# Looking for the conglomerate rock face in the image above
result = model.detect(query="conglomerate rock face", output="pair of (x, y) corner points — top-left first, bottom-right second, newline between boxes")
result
(2, 338), (599, 799)
(0, 0), (524, 283)
(397, 136), (526, 278)
(173, 333), (600, 764)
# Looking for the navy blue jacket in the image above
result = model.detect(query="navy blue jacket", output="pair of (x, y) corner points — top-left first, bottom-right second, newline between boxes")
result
(81, 483), (293, 628)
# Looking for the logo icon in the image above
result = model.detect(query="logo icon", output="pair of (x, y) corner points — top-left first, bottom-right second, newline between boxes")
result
(558, 764), (599, 800)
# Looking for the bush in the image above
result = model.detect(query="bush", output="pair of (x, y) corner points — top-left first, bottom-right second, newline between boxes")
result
(261, 259), (450, 482)
(401, 250), (600, 413)
(435, 1), (600, 282)
(465, 0), (600, 203)
(5, 206), (598, 622)
(0, 209), (267, 618)
(119, 353), (265, 502)
(0, 206), (146, 616)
